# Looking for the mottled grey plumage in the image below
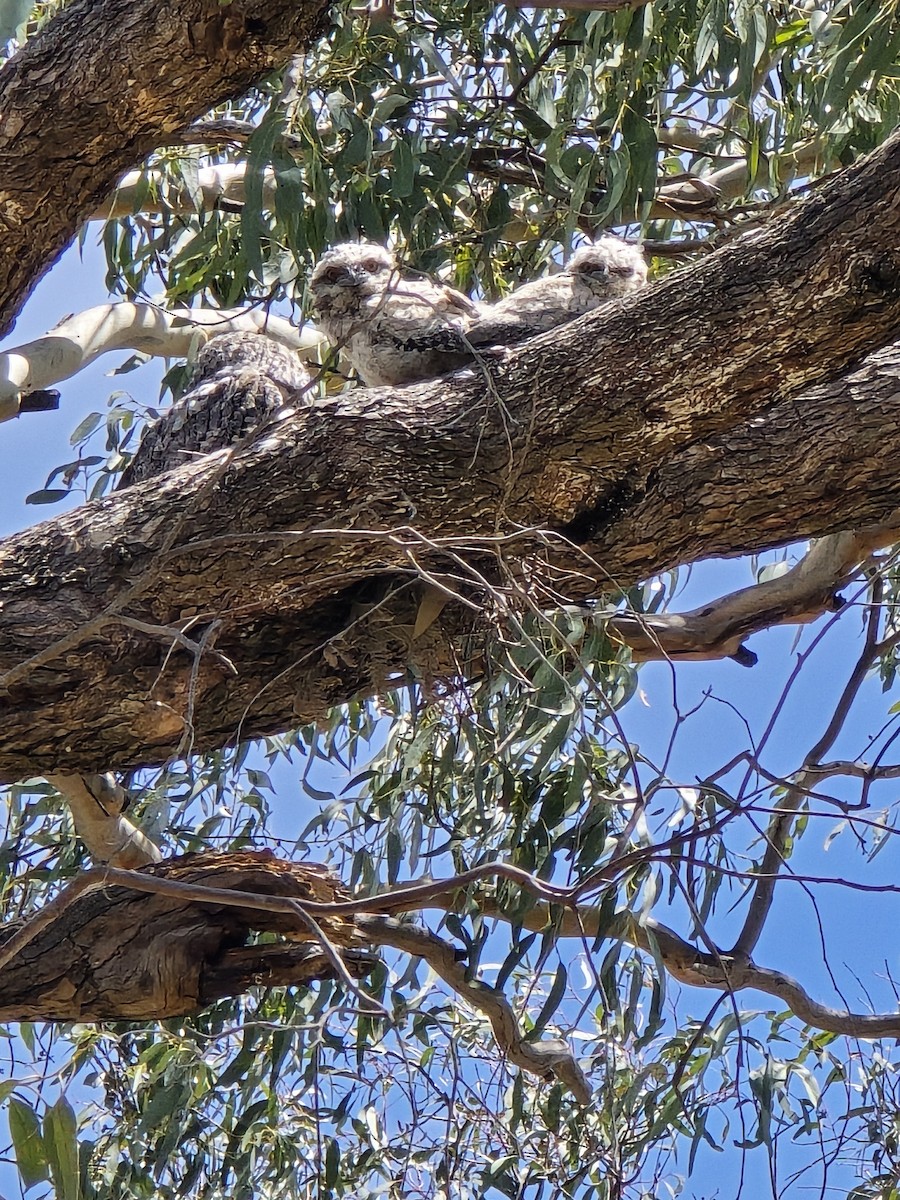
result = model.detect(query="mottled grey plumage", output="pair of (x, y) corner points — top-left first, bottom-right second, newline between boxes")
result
(465, 236), (648, 348)
(310, 242), (484, 386)
(118, 332), (310, 489)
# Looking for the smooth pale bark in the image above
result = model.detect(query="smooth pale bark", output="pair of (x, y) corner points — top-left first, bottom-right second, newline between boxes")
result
(0, 306), (321, 420)
(0, 0), (329, 335)
(4, 150), (900, 777)
(97, 137), (829, 229)
(606, 528), (896, 664)
(95, 162), (272, 221)
(46, 772), (163, 867)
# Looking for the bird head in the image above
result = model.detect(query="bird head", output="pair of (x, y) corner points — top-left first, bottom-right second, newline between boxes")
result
(569, 236), (648, 297)
(310, 243), (397, 312)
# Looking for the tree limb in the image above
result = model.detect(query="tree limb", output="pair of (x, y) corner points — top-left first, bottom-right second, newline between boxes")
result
(0, 855), (591, 1099)
(4, 133), (900, 776)
(45, 772), (162, 868)
(606, 527), (895, 665)
(0, 304), (322, 421)
(3, 851), (897, 1064)
(487, 899), (900, 1039)
(359, 915), (592, 1103)
(94, 162), (276, 222)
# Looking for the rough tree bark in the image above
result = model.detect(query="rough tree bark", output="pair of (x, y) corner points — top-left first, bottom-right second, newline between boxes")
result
(3, 127), (900, 778)
(0, 852), (364, 1020)
(0, 0), (329, 335)
(0, 855), (591, 1096)
(4, 0), (900, 783)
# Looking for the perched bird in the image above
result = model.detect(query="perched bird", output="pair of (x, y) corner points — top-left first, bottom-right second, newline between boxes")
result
(118, 331), (310, 488)
(464, 235), (648, 348)
(309, 242), (484, 387)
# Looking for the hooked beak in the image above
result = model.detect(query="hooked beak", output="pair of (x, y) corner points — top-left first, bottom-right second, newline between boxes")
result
(336, 265), (369, 288)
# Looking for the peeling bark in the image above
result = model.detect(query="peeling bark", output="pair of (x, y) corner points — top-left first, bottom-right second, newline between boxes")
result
(0, 852), (361, 1020)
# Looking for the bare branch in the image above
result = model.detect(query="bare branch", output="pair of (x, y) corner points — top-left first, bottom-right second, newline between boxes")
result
(359, 915), (591, 1103)
(654, 140), (833, 213)
(607, 527), (896, 664)
(730, 579), (890, 958)
(804, 760), (900, 783)
(46, 773), (162, 868)
(483, 898), (900, 1039)
(0, 304), (322, 421)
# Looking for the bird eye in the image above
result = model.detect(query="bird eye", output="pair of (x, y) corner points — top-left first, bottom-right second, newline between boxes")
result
(363, 258), (385, 272)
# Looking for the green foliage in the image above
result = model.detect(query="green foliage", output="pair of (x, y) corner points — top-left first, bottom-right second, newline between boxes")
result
(98, 1), (900, 314)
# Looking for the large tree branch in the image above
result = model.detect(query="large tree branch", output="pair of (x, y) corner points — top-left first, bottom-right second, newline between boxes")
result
(4, 852), (897, 1054)
(4, 135), (900, 778)
(0, 0), (330, 336)
(0, 855), (589, 1098)
(591, 341), (900, 572)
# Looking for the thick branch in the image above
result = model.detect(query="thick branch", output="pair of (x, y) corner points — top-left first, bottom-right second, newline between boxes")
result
(103, 137), (826, 230)
(4, 138), (900, 776)
(0, 854), (589, 1099)
(654, 140), (832, 216)
(4, 848), (898, 1083)
(0, 851), (363, 1020)
(0, 0), (330, 335)
(5, 851), (895, 1048)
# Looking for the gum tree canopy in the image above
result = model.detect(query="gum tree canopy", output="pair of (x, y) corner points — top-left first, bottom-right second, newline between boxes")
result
(3, 0), (900, 1196)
